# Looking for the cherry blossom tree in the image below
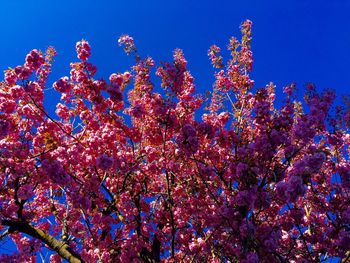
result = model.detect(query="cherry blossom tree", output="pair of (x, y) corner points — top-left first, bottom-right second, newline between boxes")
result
(0, 20), (349, 262)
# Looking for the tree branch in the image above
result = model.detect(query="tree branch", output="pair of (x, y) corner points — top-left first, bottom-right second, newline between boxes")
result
(341, 251), (350, 263)
(0, 228), (9, 241)
(2, 220), (84, 263)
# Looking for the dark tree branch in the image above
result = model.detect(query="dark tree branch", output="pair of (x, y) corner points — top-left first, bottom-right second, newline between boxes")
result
(2, 220), (84, 263)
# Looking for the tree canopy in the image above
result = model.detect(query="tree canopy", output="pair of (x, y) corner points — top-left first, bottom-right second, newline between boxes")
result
(0, 20), (349, 262)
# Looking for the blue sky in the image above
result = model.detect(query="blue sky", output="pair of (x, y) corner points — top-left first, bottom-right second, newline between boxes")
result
(0, 0), (349, 261)
(1, 0), (350, 110)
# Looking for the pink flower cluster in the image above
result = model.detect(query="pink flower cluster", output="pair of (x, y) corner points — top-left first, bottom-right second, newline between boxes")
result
(76, 40), (91, 61)
(41, 159), (70, 185)
(96, 154), (114, 170)
(118, 34), (136, 55)
(179, 124), (199, 155)
(0, 118), (11, 139)
(25, 49), (45, 71)
(276, 176), (307, 203)
(53, 76), (72, 93)
(208, 45), (224, 68)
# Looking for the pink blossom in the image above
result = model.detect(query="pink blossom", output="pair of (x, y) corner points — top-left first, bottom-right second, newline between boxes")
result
(286, 176), (307, 202)
(70, 68), (88, 82)
(56, 103), (70, 121)
(305, 152), (326, 173)
(107, 85), (123, 102)
(182, 124), (196, 138)
(10, 85), (24, 100)
(236, 162), (249, 177)
(342, 207), (350, 223)
(242, 252), (259, 263)
(0, 99), (16, 113)
(17, 185), (34, 200)
(118, 35), (135, 55)
(14, 65), (32, 80)
(239, 221), (255, 237)
(180, 124), (199, 155)
(96, 154), (114, 170)
(173, 48), (187, 72)
(109, 73), (124, 86)
(208, 45), (223, 68)
(41, 159), (70, 185)
(338, 164), (350, 188)
(4, 69), (18, 86)
(53, 76), (72, 93)
(25, 49), (45, 70)
(123, 71), (132, 82)
(197, 121), (215, 138)
(276, 181), (289, 202)
(76, 39), (91, 61)
(236, 188), (257, 209)
(0, 119), (10, 138)
(130, 104), (144, 118)
(336, 231), (350, 250)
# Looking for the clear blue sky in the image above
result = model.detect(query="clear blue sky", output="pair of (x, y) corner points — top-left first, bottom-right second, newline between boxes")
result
(0, 0), (348, 261)
(1, 0), (350, 108)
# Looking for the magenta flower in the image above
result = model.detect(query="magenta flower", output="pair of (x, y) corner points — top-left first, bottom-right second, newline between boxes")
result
(41, 159), (70, 185)
(76, 40), (91, 61)
(53, 77), (72, 93)
(0, 119), (10, 139)
(25, 49), (45, 71)
(96, 154), (114, 170)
